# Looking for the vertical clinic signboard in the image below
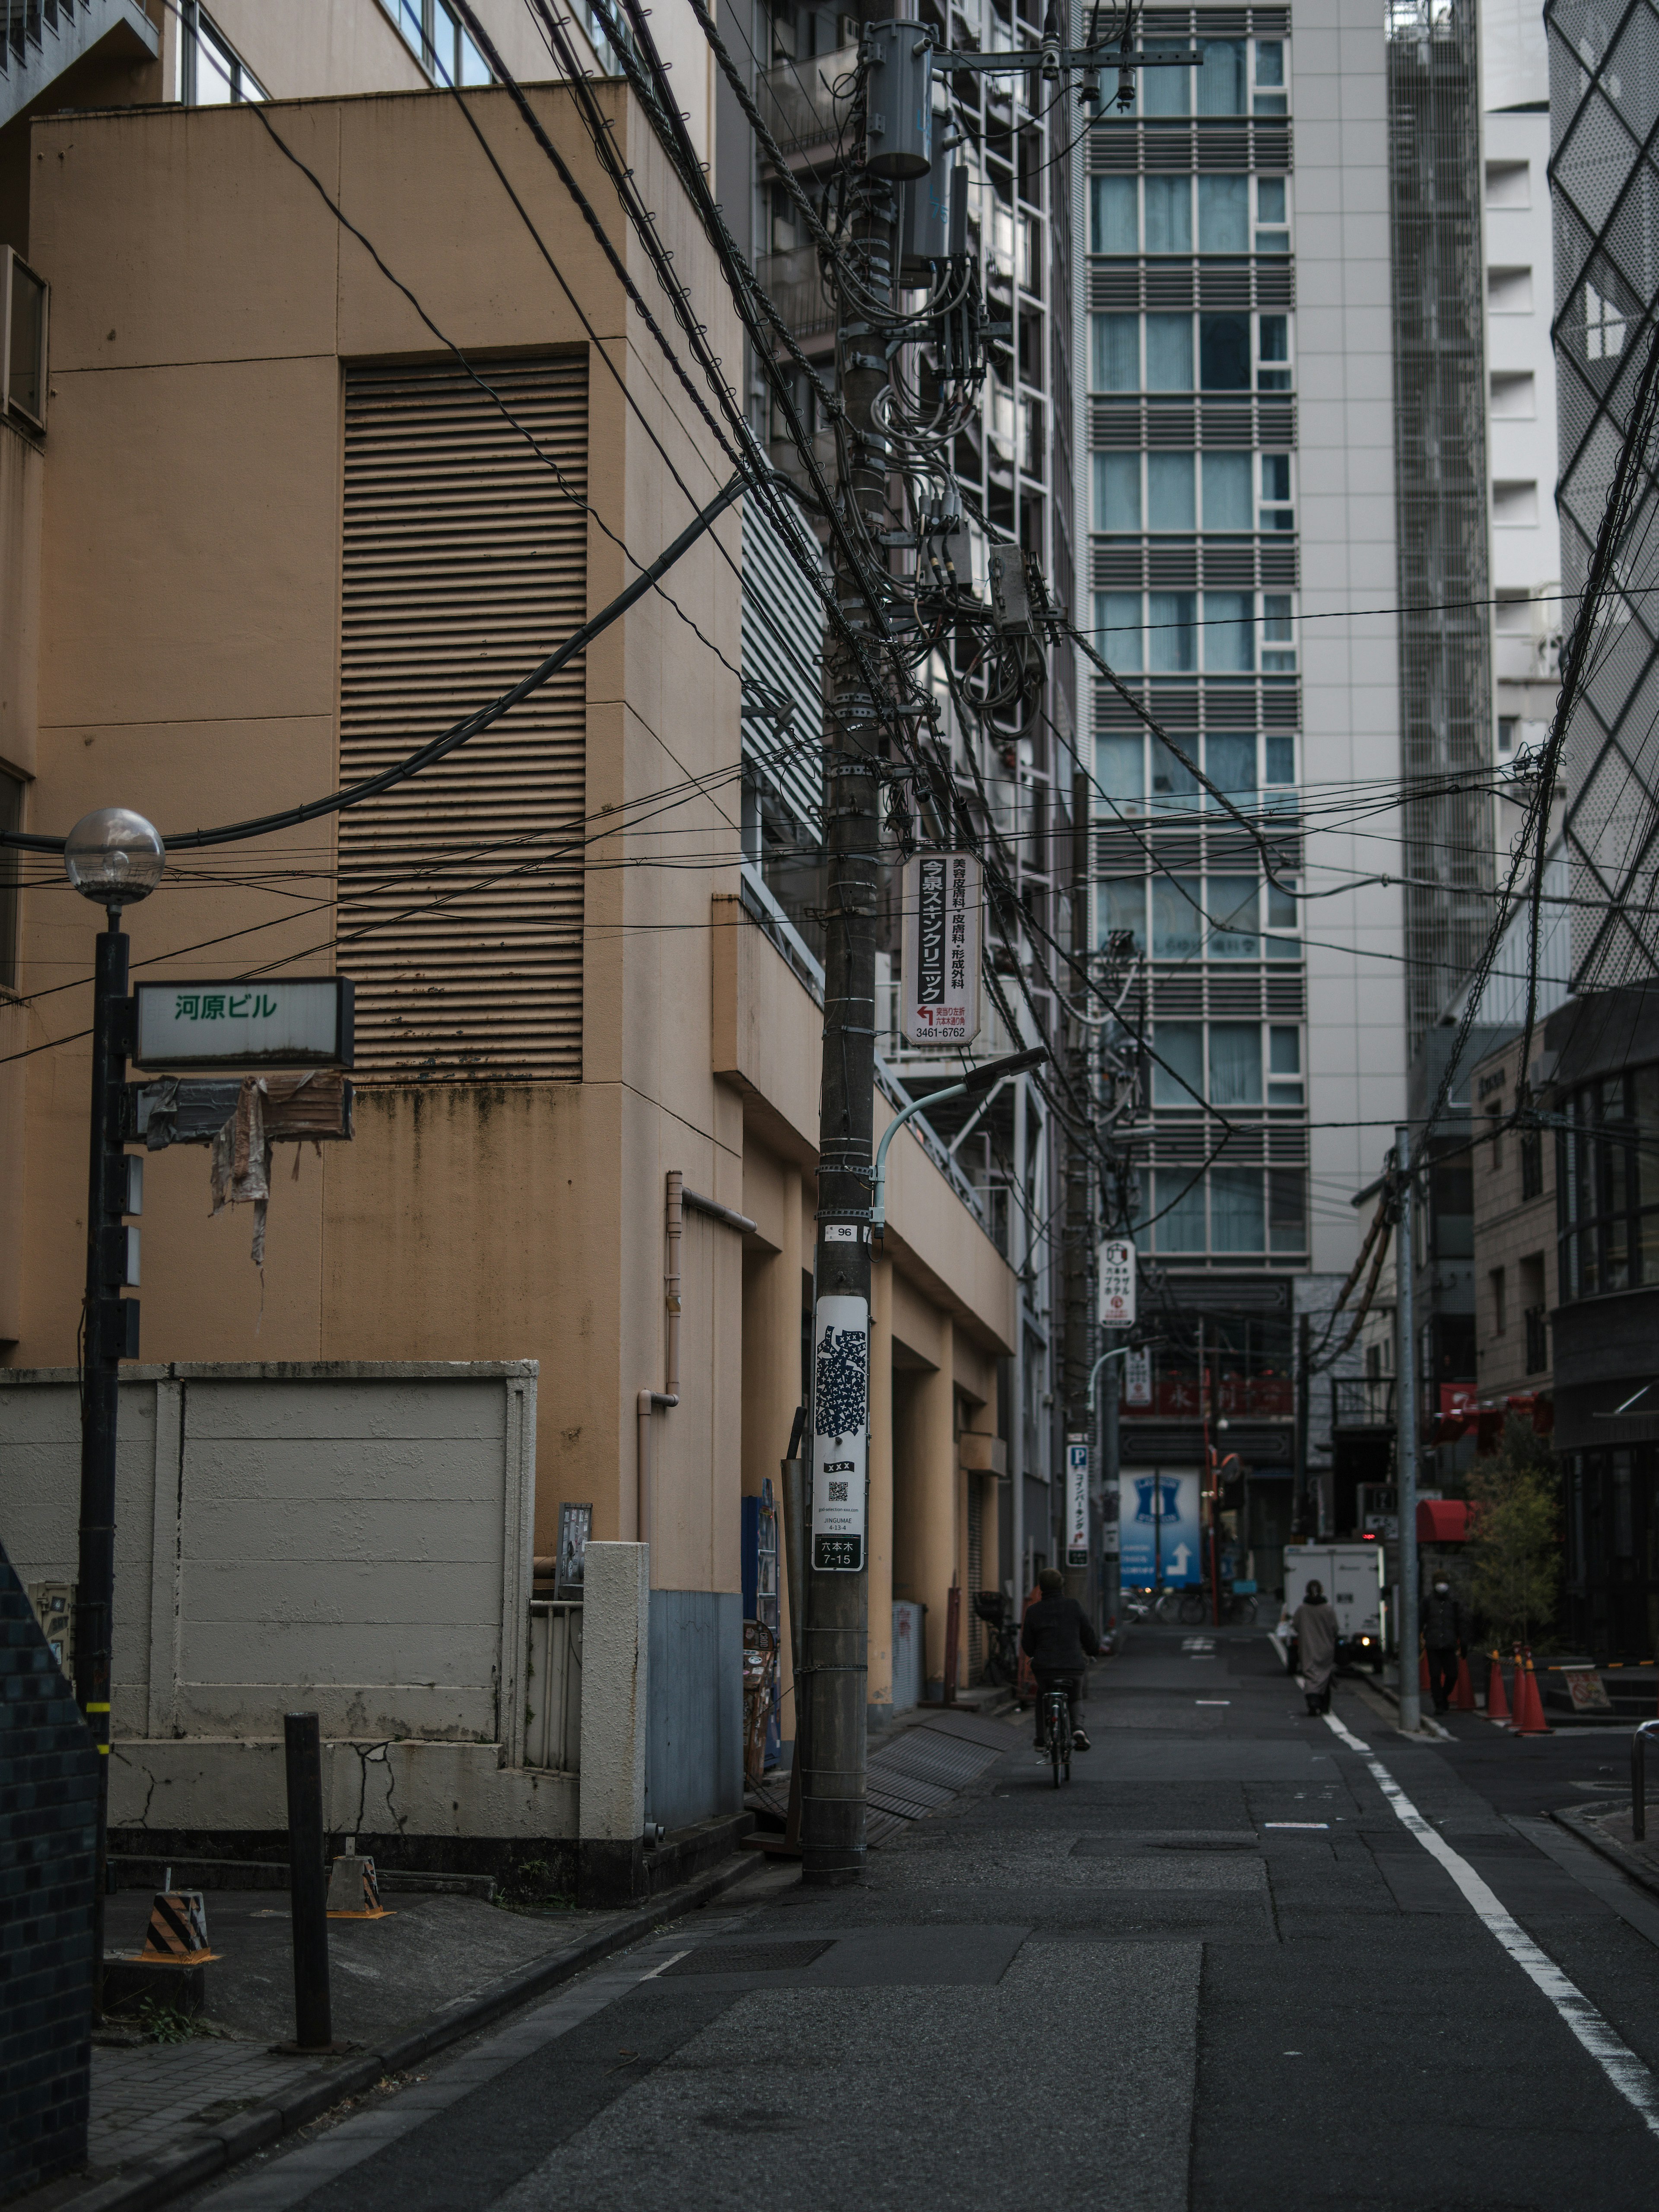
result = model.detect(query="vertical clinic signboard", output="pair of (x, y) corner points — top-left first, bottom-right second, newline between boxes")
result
(1117, 1470), (1203, 1586)
(1098, 1239), (1136, 1328)
(1065, 1440), (1090, 1567)
(901, 851), (982, 1045)
(1124, 1347), (1151, 1407)
(810, 1295), (869, 1570)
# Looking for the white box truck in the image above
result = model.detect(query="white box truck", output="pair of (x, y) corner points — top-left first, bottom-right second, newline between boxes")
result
(1278, 1543), (1386, 1673)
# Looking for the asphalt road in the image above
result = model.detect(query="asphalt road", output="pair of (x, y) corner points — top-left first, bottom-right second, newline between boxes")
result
(190, 1627), (1659, 2212)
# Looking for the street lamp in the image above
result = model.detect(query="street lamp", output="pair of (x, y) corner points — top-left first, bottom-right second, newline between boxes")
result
(64, 806), (162, 2014)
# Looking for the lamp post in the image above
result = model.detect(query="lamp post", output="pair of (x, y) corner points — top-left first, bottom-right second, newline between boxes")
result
(64, 807), (163, 2012)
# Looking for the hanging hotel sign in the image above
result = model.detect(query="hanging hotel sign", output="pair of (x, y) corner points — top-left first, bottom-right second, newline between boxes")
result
(135, 977), (354, 1071)
(1065, 1438), (1090, 1568)
(810, 1294), (869, 1572)
(900, 850), (982, 1046)
(1099, 1239), (1137, 1327)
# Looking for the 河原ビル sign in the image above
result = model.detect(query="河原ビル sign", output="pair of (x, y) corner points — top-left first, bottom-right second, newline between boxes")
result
(135, 978), (353, 1070)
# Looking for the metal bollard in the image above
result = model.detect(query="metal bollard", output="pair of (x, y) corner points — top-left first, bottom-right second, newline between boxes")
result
(1633, 1719), (1659, 1845)
(283, 1713), (333, 2049)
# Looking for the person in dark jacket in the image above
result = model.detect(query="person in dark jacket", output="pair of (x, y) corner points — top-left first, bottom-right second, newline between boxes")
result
(1020, 1567), (1103, 1754)
(1421, 1576), (1467, 1715)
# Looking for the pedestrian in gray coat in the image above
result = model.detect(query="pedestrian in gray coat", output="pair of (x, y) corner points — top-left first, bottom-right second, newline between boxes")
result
(1422, 1576), (1467, 1715)
(1291, 1580), (1338, 1716)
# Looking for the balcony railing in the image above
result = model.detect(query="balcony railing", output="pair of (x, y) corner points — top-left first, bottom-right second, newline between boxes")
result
(756, 246), (833, 340)
(755, 43), (858, 154)
(1332, 1375), (1395, 1428)
(0, 0), (158, 130)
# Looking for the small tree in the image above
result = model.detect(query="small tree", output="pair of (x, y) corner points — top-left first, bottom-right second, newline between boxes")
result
(1466, 1418), (1560, 1648)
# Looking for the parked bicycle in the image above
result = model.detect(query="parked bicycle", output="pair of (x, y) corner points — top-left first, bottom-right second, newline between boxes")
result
(1038, 1680), (1074, 1786)
(973, 1590), (1020, 1687)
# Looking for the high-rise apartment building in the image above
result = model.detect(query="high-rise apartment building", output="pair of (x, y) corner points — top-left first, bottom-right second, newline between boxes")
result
(1082, 2), (1411, 1567)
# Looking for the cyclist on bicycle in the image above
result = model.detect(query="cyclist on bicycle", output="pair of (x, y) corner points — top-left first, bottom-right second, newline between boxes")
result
(1020, 1567), (1103, 1757)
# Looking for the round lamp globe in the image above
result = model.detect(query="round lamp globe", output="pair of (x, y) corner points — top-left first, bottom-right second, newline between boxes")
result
(64, 807), (165, 906)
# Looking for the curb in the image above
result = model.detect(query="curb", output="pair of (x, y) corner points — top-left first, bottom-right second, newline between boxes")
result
(1552, 1802), (1659, 1904)
(60, 1848), (772, 2212)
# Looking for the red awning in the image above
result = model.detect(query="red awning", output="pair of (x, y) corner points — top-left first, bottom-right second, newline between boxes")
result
(1417, 1498), (1469, 1542)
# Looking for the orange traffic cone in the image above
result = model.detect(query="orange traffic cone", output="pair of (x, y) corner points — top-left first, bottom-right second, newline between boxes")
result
(1452, 1654), (1477, 1712)
(1512, 1646), (1553, 1736)
(1486, 1649), (1511, 1724)
(1419, 1648), (1431, 1691)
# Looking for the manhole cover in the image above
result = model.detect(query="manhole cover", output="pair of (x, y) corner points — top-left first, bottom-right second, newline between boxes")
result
(664, 1941), (833, 1976)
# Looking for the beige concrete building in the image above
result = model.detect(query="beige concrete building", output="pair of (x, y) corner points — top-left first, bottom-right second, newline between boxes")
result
(0, 14), (1017, 1853)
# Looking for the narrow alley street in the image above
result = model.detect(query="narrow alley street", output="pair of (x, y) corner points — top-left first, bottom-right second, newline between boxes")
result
(175, 1631), (1659, 2212)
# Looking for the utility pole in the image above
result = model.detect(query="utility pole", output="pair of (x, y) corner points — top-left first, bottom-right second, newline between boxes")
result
(1394, 1124), (1421, 1733)
(799, 20), (922, 1888)
(62, 807), (164, 2012)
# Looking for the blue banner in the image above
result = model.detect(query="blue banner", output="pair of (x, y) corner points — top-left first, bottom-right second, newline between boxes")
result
(1118, 1471), (1203, 1586)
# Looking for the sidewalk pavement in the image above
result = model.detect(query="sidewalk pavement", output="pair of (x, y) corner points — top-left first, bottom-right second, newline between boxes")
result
(34, 1854), (768, 2212)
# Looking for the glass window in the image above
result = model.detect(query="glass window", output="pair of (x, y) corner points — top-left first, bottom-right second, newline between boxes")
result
(1212, 1166), (1265, 1249)
(1101, 877), (1147, 950)
(1209, 1023), (1262, 1104)
(1204, 591), (1254, 672)
(1206, 733), (1256, 799)
(1096, 734), (1143, 806)
(1153, 880), (1205, 963)
(1258, 179), (1287, 225)
(1144, 57), (1190, 114)
(1198, 176), (1249, 253)
(1148, 590), (1198, 671)
(1148, 453), (1195, 531)
(1198, 40), (1247, 113)
(1265, 735), (1295, 785)
(1200, 314), (1251, 389)
(1145, 314), (1194, 389)
(1269, 1167), (1304, 1252)
(1092, 176), (1139, 253)
(1262, 594), (1296, 671)
(1144, 177), (1193, 254)
(1256, 39), (1285, 86)
(181, 3), (266, 103)
(461, 29), (491, 83)
(1267, 878), (1299, 931)
(1202, 451), (1252, 530)
(1259, 313), (1291, 391)
(1093, 591), (1144, 669)
(1095, 451), (1142, 531)
(1149, 737), (1199, 813)
(1268, 1024), (1303, 1103)
(1156, 1169), (1208, 1251)
(1093, 313), (1140, 390)
(1153, 1019), (1205, 1102)
(1208, 877), (1259, 957)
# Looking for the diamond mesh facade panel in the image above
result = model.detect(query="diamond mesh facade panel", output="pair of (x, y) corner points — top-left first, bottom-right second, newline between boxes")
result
(1388, 0), (1495, 1049)
(1547, 0), (1659, 992)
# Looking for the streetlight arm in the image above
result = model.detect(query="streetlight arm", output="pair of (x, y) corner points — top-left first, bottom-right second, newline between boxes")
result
(869, 1046), (1048, 1235)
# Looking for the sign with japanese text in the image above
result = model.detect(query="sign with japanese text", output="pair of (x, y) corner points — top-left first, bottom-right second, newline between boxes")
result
(900, 850), (982, 1046)
(810, 1294), (869, 1571)
(1124, 1346), (1152, 1406)
(1065, 1438), (1090, 1567)
(135, 977), (354, 1071)
(1098, 1239), (1137, 1327)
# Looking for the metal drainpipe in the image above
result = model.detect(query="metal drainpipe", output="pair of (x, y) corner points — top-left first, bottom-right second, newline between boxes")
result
(637, 1173), (683, 1563)
(1011, 1074), (1027, 1592)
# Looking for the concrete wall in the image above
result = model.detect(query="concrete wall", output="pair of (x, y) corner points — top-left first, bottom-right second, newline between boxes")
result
(1294, 0), (1408, 1265)
(0, 1362), (566, 1846)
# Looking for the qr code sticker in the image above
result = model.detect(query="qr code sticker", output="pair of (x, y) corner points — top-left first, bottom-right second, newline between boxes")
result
(827, 1480), (849, 1503)
(814, 1319), (868, 1438)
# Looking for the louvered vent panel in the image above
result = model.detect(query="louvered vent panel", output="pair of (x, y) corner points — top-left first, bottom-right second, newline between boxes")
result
(339, 360), (589, 1082)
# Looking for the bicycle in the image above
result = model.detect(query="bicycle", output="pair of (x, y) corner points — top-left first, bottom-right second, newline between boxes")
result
(972, 1590), (1020, 1686)
(1039, 1681), (1074, 1787)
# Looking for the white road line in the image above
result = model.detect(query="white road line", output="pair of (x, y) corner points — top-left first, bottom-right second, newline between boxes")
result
(1322, 1710), (1659, 2139)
